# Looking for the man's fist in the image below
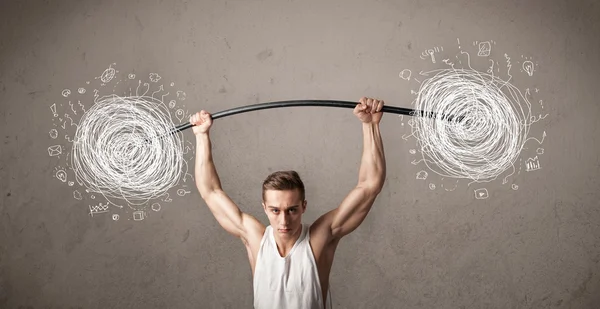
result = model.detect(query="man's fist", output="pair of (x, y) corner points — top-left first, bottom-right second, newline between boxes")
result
(189, 110), (213, 135)
(354, 97), (384, 124)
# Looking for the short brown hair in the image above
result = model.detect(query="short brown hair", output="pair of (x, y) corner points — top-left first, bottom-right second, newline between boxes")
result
(262, 170), (305, 201)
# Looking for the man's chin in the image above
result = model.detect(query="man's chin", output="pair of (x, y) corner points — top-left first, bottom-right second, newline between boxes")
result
(278, 228), (292, 234)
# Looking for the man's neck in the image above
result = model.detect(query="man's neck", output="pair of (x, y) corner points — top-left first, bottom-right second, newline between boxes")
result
(273, 225), (302, 257)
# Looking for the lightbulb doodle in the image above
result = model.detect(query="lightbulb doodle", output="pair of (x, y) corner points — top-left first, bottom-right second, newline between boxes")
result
(398, 38), (548, 198)
(48, 63), (196, 221)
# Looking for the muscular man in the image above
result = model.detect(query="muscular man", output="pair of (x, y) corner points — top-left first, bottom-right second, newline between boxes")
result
(191, 97), (386, 309)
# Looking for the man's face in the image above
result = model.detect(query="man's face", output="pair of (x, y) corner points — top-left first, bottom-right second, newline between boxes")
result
(262, 189), (306, 237)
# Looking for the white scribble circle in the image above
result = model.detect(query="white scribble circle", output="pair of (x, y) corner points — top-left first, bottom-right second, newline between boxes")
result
(71, 94), (184, 205)
(413, 69), (529, 182)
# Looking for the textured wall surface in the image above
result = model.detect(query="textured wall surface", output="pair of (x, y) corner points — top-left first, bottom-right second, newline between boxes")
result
(1, 0), (599, 308)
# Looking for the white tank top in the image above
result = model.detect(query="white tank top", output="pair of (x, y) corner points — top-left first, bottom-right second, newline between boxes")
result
(253, 223), (332, 309)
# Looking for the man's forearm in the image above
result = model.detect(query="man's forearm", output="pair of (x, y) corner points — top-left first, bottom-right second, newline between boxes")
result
(358, 122), (386, 191)
(195, 133), (223, 197)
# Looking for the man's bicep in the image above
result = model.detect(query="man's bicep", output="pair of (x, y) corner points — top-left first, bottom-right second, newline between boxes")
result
(330, 186), (378, 239)
(204, 190), (247, 238)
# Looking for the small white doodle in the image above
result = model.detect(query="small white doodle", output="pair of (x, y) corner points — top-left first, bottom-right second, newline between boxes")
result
(133, 211), (145, 221)
(169, 100), (176, 109)
(399, 69), (412, 81)
(474, 188), (489, 199)
(112, 214), (120, 221)
(55, 169), (67, 182)
(151, 203), (161, 212)
(89, 202), (109, 217)
(177, 189), (191, 196)
(176, 90), (186, 101)
(525, 156), (541, 171)
(536, 148), (544, 155)
(429, 183), (436, 190)
(149, 73), (161, 83)
(128, 73), (136, 79)
(48, 145), (62, 157)
(512, 184), (519, 190)
(170, 82), (175, 87)
(100, 64), (117, 83)
(523, 61), (534, 76)
(78, 88), (86, 94)
(49, 129), (58, 139)
(428, 49), (436, 63)
(477, 41), (491, 57)
(73, 190), (82, 200)
(50, 103), (58, 117)
(68, 181), (74, 186)
(175, 109), (185, 122)
(416, 171), (428, 180)
(409, 149), (416, 155)
(420, 46), (443, 63)
(62, 89), (71, 97)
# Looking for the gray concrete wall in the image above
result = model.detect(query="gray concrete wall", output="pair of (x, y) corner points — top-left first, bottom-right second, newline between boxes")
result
(1, 0), (599, 308)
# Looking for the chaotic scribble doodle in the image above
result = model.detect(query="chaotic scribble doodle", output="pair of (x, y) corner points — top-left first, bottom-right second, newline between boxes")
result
(72, 94), (184, 207)
(48, 63), (195, 222)
(401, 38), (549, 197)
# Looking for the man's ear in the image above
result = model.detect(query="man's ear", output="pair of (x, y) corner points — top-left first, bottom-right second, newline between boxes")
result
(262, 202), (270, 214)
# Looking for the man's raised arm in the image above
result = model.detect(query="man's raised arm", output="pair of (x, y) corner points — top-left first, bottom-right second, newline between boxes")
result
(329, 97), (386, 239)
(192, 111), (258, 240)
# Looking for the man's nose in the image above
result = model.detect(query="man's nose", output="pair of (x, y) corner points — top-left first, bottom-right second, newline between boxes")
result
(280, 213), (290, 224)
